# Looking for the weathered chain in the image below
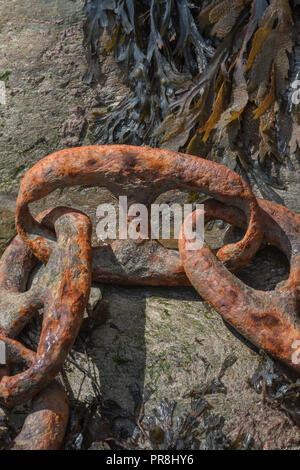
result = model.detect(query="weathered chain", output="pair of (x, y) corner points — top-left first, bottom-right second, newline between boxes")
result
(0, 144), (299, 449)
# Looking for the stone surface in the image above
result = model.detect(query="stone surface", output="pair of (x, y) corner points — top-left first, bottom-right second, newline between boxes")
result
(0, 209), (16, 257)
(0, 0), (129, 197)
(60, 279), (300, 450)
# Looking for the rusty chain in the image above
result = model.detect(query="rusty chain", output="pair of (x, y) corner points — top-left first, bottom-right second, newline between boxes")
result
(0, 144), (299, 449)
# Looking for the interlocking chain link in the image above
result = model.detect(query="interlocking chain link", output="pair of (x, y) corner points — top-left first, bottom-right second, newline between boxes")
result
(0, 144), (299, 449)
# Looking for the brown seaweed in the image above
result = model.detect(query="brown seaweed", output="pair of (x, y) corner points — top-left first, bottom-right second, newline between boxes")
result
(84, 0), (215, 147)
(250, 351), (300, 426)
(83, 0), (300, 198)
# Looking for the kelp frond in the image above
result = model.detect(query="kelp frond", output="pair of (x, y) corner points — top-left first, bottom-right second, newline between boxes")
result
(84, 0), (300, 200)
(84, 0), (215, 147)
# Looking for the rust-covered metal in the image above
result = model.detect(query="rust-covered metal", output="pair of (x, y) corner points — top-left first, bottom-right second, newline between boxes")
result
(0, 144), (299, 449)
(13, 144), (300, 371)
(179, 197), (300, 372)
(0, 336), (69, 450)
(0, 207), (89, 448)
(0, 207), (92, 407)
(11, 379), (69, 450)
(15, 145), (264, 273)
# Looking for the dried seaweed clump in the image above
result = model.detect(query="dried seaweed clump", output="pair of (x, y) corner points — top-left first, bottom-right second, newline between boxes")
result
(84, 1), (300, 200)
(122, 355), (259, 450)
(84, 0), (215, 146)
(61, 353), (259, 450)
(250, 351), (300, 426)
(157, 0), (300, 200)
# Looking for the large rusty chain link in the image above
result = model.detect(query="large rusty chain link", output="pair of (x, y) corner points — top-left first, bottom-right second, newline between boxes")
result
(0, 144), (299, 449)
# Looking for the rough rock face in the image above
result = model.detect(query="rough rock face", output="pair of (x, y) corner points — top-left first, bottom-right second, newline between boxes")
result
(0, 0), (300, 450)
(0, 0), (129, 196)
(0, 209), (16, 257)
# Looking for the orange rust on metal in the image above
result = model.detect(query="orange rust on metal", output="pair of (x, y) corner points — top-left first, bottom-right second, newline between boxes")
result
(0, 336), (69, 450)
(179, 198), (300, 372)
(15, 145), (264, 273)
(0, 144), (299, 449)
(11, 380), (69, 450)
(0, 207), (92, 407)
